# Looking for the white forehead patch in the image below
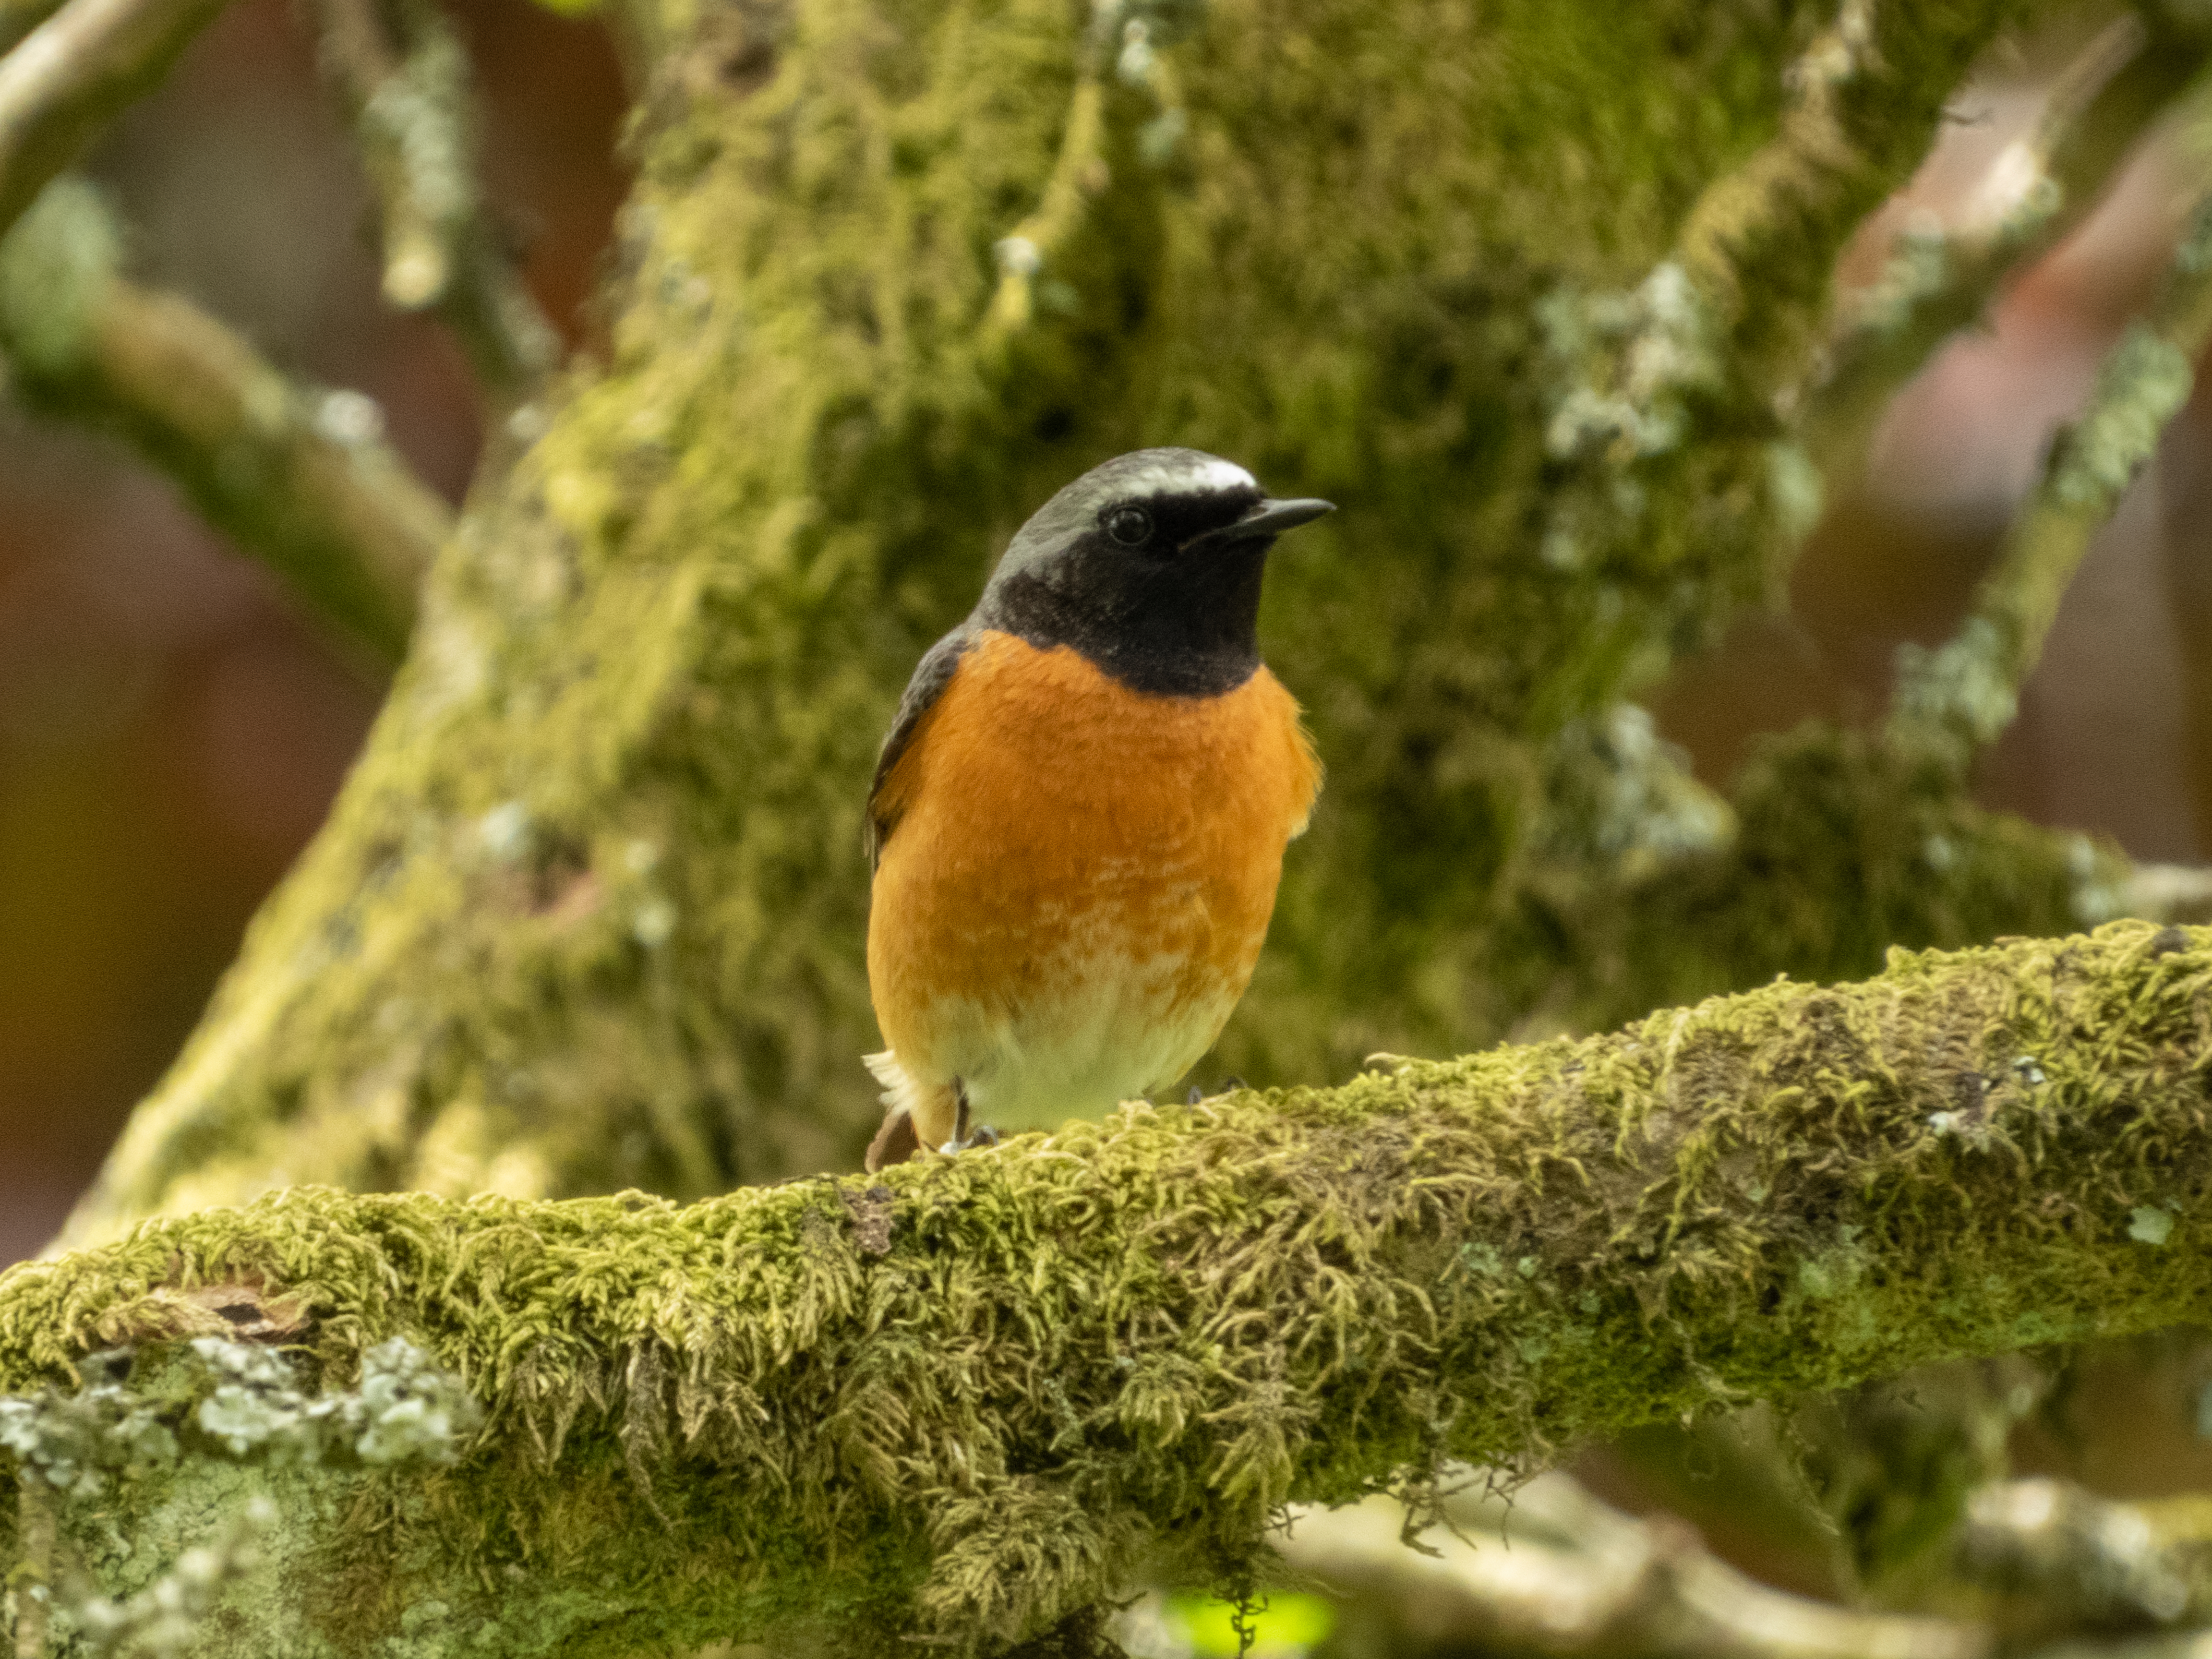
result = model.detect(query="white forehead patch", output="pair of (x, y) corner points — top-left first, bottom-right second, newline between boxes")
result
(1116, 456), (1256, 500)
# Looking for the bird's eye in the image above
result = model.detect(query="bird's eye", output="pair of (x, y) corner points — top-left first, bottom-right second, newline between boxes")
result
(1104, 506), (1153, 547)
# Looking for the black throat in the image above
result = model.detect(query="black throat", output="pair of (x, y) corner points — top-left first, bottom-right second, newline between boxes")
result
(979, 539), (1271, 697)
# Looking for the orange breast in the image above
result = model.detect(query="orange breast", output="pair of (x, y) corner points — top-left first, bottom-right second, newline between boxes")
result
(867, 629), (1320, 1108)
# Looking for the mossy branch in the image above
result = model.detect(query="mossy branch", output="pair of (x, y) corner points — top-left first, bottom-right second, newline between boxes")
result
(1889, 148), (2212, 765)
(1803, 12), (2203, 486)
(0, 179), (448, 663)
(11, 922), (2212, 1653)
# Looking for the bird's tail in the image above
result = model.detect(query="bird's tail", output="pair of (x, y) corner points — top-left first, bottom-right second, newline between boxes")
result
(862, 1049), (960, 1167)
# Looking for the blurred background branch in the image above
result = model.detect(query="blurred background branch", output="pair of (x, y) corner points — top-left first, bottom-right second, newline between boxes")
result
(0, 0), (227, 234)
(1890, 152), (2212, 766)
(1800, 9), (2200, 484)
(1261, 1475), (1991, 1659)
(302, 0), (555, 415)
(0, 0), (67, 54)
(0, 0), (553, 677)
(0, 177), (445, 661)
(1115, 1467), (2212, 1659)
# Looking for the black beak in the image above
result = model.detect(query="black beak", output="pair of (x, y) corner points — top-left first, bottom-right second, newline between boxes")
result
(1220, 497), (1334, 541)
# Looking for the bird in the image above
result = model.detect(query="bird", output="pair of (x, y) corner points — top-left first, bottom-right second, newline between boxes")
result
(861, 447), (1331, 1170)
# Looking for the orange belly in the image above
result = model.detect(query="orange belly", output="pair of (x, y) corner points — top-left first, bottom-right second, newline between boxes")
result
(867, 629), (1320, 1139)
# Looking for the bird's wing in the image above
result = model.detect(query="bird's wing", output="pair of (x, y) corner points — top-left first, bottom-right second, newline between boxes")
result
(865, 626), (977, 869)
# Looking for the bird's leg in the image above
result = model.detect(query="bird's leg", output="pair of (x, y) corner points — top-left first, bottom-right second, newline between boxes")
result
(936, 1079), (998, 1154)
(947, 1081), (969, 1151)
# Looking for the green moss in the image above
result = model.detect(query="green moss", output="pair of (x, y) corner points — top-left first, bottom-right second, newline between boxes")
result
(0, 179), (119, 376)
(16, 923), (2212, 1650)
(1552, 721), (2128, 1030)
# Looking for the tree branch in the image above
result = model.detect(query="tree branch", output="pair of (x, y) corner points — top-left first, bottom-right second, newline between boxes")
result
(0, 0), (61, 56)
(303, 0), (557, 411)
(1261, 1468), (2212, 1659)
(0, 179), (447, 662)
(1959, 1478), (2201, 1634)
(0, 0), (228, 240)
(1889, 128), (2212, 767)
(1799, 12), (2202, 487)
(1269, 1473), (1989, 1659)
(8, 922), (2212, 1651)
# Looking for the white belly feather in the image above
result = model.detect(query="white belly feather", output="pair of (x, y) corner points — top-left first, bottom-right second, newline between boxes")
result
(919, 943), (1251, 1130)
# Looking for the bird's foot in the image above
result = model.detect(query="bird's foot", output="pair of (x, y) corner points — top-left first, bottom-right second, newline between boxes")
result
(938, 1124), (999, 1154)
(934, 1081), (997, 1154)
(1185, 1076), (1249, 1104)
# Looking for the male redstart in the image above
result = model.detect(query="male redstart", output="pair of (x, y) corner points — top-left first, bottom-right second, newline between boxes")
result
(863, 448), (1330, 1169)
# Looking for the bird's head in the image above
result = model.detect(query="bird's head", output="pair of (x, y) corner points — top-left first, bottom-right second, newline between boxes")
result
(976, 448), (1332, 696)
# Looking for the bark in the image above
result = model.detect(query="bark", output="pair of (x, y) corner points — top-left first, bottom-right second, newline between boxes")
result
(4, 922), (2211, 1653)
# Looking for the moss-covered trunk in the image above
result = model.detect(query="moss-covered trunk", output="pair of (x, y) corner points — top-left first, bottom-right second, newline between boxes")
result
(59, 0), (2092, 1247)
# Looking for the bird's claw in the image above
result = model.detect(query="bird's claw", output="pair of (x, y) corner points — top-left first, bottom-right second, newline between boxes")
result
(1185, 1076), (1249, 1105)
(938, 1124), (999, 1155)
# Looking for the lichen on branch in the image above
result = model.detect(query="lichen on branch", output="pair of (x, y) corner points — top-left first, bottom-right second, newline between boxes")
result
(0, 1335), (477, 1659)
(10, 922), (2212, 1653)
